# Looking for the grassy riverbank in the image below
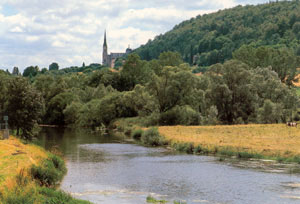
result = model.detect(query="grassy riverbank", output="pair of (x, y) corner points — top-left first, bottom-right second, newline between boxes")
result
(113, 119), (300, 163)
(159, 124), (300, 162)
(0, 136), (91, 204)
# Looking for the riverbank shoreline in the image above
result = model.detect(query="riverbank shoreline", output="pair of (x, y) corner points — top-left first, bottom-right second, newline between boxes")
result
(0, 136), (91, 204)
(112, 119), (300, 164)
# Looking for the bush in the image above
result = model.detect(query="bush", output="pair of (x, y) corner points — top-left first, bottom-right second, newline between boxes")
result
(173, 143), (194, 154)
(159, 106), (200, 126)
(141, 127), (165, 146)
(177, 106), (200, 125)
(159, 109), (178, 125)
(49, 154), (67, 174)
(30, 154), (66, 187)
(131, 129), (144, 140)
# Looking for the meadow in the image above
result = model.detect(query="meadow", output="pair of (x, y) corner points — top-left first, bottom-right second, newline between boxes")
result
(159, 124), (300, 160)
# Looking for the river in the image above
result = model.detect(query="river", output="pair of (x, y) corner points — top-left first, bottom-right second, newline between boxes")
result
(37, 127), (300, 204)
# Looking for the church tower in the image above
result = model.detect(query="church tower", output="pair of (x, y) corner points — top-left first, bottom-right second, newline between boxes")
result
(102, 30), (108, 66)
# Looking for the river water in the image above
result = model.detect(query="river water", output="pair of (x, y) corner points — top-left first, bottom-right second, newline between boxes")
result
(37, 128), (300, 204)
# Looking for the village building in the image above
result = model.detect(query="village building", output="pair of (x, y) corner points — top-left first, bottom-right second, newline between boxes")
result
(102, 31), (132, 68)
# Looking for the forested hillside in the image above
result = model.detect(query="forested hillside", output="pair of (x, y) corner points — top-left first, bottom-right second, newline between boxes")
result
(135, 0), (300, 67)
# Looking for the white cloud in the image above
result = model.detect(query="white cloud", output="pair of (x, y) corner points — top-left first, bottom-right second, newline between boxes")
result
(9, 26), (23, 33)
(0, 0), (270, 72)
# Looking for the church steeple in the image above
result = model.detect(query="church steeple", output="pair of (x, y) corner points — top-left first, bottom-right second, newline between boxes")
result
(102, 30), (108, 66)
(103, 30), (107, 47)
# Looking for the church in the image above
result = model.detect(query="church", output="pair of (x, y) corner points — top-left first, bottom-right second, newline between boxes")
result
(102, 31), (132, 68)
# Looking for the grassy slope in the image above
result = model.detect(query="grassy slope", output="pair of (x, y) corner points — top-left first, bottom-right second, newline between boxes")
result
(0, 136), (91, 204)
(0, 137), (47, 187)
(159, 124), (300, 159)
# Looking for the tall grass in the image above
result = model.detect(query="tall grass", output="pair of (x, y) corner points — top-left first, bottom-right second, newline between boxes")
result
(159, 124), (300, 161)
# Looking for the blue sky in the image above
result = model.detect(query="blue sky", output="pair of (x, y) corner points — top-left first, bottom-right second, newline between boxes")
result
(0, 0), (270, 72)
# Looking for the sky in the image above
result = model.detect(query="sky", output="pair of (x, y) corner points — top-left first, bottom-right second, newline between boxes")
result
(0, 0), (270, 72)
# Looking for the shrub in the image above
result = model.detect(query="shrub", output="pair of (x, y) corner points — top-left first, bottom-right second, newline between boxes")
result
(173, 143), (194, 154)
(159, 106), (200, 126)
(30, 154), (66, 187)
(49, 154), (67, 174)
(141, 127), (165, 146)
(131, 129), (144, 140)
(193, 145), (203, 154)
(159, 109), (178, 125)
(177, 106), (200, 125)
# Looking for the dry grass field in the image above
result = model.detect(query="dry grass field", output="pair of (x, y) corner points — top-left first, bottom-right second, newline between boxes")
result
(0, 136), (48, 188)
(159, 124), (300, 158)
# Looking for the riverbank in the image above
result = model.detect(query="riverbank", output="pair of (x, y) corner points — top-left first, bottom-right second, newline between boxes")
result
(112, 119), (300, 163)
(158, 124), (300, 162)
(0, 136), (91, 204)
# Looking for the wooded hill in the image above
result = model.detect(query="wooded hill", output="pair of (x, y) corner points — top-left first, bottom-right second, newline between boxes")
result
(135, 0), (300, 67)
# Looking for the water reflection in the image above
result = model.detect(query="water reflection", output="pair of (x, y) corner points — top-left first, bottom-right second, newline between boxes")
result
(38, 128), (300, 204)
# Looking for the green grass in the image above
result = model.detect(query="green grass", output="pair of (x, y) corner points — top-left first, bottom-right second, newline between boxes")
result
(146, 196), (167, 203)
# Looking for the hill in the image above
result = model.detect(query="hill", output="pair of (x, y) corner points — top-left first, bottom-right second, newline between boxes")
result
(134, 0), (300, 67)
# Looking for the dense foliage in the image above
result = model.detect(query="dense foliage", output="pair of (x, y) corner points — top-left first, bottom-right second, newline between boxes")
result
(2, 51), (299, 136)
(135, 1), (300, 68)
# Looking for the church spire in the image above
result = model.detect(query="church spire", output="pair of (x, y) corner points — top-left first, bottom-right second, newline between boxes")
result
(103, 30), (107, 47)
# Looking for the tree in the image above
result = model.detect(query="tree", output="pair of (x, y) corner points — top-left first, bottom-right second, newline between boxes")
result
(0, 71), (9, 117)
(23, 66), (39, 77)
(147, 64), (198, 113)
(120, 54), (149, 90)
(41, 68), (48, 74)
(205, 60), (257, 124)
(47, 92), (78, 125)
(258, 99), (282, 123)
(7, 77), (44, 139)
(49, 62), (59, 71)
(233, 45), (300, 85)
(158, 51), (184, 67)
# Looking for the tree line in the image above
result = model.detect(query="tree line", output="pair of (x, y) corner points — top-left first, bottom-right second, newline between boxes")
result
(0, 50), (299, 140)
